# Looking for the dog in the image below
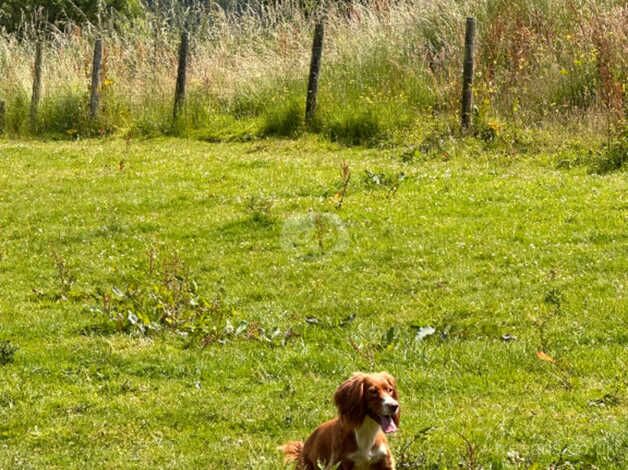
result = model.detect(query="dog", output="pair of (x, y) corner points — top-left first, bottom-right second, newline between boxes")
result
(281, 372), (400, 469)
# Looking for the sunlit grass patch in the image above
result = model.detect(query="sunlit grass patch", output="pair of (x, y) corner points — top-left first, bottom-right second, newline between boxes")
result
(0, 136), (625, 467)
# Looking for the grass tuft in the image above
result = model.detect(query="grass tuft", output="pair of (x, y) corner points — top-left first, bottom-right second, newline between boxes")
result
(0, 340), (17, 366)
(260, 97), (304, 137)
(326, 108), (384, 146)
(589, 126), (627, 174)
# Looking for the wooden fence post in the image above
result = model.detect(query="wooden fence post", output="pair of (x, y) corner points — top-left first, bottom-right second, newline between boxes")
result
(305, 18), (325, 127)
(0, 100), (5, 134)
(89, 38), (103, 120)
(30, 40), (43, 129)
(173, 29), (189, 121)
(461, 17), (476, 131)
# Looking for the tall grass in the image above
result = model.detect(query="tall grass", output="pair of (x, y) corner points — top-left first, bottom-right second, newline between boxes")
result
(0, 0), (625, 142)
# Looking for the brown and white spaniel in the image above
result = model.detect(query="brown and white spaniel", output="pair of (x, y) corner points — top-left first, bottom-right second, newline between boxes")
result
(281, 372), (400, 469)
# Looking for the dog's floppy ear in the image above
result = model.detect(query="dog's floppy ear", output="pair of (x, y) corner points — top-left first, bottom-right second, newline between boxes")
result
(381, 371), (400, 427)
(334, 373), (366, 425)
(392, 395), (400, 427)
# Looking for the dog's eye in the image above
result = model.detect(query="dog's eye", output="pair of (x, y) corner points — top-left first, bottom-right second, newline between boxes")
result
(368, 388), (378, 395)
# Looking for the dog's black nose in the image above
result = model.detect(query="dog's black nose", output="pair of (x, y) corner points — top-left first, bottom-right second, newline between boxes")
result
(389, 403), (399, 413)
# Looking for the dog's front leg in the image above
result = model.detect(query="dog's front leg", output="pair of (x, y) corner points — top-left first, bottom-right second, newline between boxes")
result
(338, 460), (355, 470)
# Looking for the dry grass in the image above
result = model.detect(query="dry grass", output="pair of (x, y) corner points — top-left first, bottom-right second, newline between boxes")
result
(0, 0), (625, 139)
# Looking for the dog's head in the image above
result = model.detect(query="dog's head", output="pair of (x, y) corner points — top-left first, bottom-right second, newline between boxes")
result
(333, 372), (400, 433)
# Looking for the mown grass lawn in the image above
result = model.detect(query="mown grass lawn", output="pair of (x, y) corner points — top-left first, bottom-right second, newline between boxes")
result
(0, 136), (625, 469)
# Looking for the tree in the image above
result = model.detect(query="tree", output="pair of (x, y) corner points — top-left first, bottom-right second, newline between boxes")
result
(0, 0), (143, 32)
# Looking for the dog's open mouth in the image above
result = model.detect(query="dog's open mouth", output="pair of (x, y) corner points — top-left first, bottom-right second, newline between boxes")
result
(377, 414), (397, 433)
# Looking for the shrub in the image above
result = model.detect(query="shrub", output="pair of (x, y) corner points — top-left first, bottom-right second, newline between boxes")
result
(589, 126), (627, 175)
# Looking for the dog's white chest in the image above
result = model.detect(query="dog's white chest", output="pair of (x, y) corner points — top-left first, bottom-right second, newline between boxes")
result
(349, 417), (388, 468)
(349, 443), (387, 469)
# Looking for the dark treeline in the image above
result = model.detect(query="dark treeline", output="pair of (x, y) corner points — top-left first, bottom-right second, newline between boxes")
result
(0, 1), (143, 31)
(0, 0), (335, 33)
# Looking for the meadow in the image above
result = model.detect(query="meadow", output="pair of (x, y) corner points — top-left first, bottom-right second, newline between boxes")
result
(0, 132), (626, 468)
(0, 0), (626, 468)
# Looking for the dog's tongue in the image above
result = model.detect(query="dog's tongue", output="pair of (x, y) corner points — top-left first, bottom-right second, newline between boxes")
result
(378, 415), (397, 433)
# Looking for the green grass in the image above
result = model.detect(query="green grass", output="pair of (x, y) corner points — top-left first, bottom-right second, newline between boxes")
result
(0, 135), (626, 468)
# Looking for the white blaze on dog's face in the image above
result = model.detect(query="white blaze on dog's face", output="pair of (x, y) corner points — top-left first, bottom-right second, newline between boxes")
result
(364, 373), (400, 433)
